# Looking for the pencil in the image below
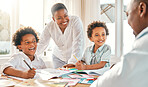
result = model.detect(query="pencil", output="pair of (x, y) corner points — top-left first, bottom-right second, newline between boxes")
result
(73, 55), (79, 62)
(23, 60), (32, 70)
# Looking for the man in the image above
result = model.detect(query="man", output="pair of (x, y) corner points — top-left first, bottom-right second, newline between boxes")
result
(36, 3), (84, 68)
(90, 0), (148, 87)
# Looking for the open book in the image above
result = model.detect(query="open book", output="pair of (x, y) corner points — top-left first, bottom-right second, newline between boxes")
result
(35, 68), (70, 80)
(76, 67), (110, 76)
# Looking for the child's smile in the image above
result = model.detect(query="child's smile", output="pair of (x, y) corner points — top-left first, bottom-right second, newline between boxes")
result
(90, 27), (107, 48)
(18, 34), (37, 60)
(28, 47), (35, 51)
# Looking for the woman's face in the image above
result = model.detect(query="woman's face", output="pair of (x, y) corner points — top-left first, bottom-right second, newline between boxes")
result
(53, 9), (69, 30)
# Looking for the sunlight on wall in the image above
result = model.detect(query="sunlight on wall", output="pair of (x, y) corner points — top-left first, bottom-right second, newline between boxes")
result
(19, 0), (43, 33)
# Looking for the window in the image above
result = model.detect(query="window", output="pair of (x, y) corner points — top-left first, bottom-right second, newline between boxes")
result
(100, 0), (115, 55)
(19, 0), (43, 34)
(0, 0), (12, 55)
(123, 0), (135, 55)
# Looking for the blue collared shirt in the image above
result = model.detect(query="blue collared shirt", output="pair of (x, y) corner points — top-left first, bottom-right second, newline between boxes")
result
(82, 44), (111, 67)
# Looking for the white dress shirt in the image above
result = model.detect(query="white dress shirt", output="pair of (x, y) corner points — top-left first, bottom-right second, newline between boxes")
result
(36, 16), (84, 64)
(1, 52), (46, 73)
(90, 27), (148, 87)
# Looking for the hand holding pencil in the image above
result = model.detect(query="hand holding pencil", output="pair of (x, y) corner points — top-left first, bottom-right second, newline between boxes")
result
(22, 68), (36, 79)
(74, 55), (86, 65)
(74, 55), (87, 70)
(23, 60), (36, 78)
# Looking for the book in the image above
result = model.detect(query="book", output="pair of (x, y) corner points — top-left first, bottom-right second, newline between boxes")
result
(49, 78), (80, 87)
(35, 68), (70, 80)
(75, 67), (110, 76)
(36, 79), (68, 87)
(79, 78), (95, 84)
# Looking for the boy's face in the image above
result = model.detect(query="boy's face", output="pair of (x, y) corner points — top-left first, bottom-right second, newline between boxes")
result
(90, 27), (107, 48)
(52, 9), (69, 30)
(17, 34), (37, 58)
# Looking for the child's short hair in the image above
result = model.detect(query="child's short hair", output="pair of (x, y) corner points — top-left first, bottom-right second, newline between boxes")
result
(51, 3), (68, 16)
(12, 27), (39, 50)
(87, 21), (109, 38)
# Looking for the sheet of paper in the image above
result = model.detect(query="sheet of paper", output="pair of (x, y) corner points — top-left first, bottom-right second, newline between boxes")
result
(83, 67), (110, 75)
(0, 79), (16, 86)
(68, 74), (94, 78)
(5, 75), (26, 81)
(49, 78), (80, 87)
(34, 68), (70, 80)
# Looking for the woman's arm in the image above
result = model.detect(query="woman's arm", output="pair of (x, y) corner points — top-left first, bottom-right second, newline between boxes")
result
(36, 25), (51, 57)
(68, 16), (84, 64)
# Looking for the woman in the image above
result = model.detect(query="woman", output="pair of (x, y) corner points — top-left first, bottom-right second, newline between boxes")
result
(36, 3), (84, 68)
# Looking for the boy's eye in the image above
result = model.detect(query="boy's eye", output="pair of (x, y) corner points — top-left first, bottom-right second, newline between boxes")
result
(64, 15), (68, 17)
(57, 17), (62, 20)
(95, 35), (98, 36)
(25, 42), (29, 44)
(32, 40), (36, 43)
(102, 34), (105, 36)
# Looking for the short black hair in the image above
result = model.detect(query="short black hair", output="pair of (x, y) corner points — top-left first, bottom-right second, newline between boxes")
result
(87, 21), (109, 38)
(12, 27), (39, 51)
(51, 3), (68, 16)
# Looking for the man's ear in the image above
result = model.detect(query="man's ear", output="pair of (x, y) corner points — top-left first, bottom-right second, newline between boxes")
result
(17, 45), (22, 50)
(139, 2), (147, 17)
(52, 17), (55, 21)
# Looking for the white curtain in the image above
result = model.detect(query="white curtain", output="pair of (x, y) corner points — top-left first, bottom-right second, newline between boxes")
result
(81, 0), (100, 48)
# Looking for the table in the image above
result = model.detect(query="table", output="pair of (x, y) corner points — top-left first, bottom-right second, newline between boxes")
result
(0, 75), (92, 87)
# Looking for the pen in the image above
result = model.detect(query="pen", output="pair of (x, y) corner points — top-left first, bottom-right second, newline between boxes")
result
(23, 60), (32, 70)
(73, 55), (79, 62)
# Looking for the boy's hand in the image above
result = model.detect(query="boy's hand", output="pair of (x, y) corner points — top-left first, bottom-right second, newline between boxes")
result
(75, 61), (86, 70)
(63, 64), (75, 68)
(23, 68), (36, 79)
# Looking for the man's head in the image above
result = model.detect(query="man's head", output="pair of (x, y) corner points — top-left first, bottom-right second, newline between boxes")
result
(127, 0), (148, 36)
(51, 3), (69, 30)
(12, 27), (39, 57)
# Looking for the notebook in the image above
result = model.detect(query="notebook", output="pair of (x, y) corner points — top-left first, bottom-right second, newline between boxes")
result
(76, 67), (110, 76)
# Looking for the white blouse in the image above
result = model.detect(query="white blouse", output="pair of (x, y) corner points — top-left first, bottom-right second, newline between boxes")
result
(36, 16), (84, 64)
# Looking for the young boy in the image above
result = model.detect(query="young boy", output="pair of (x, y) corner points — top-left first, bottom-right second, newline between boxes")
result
(1, 27), (46, 79)
(76, 21), (111, 70)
